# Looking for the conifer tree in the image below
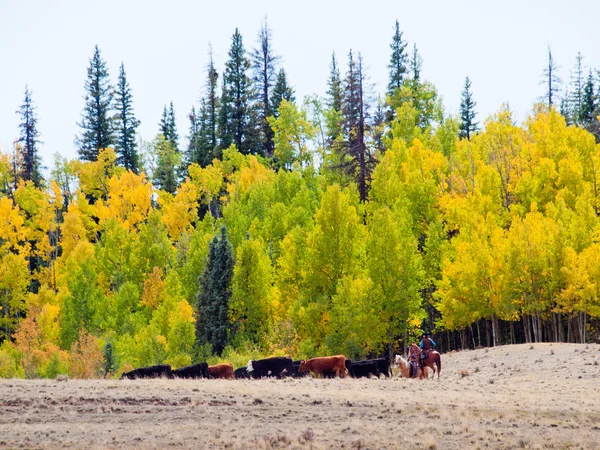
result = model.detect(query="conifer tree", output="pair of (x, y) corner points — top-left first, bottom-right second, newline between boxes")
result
(325, 52), (344, 146)
(580, 70), (596, 126)
(387, 20), (408, 96)
(76, 45), (114, 161)
(252, 19), (279, 157)
(196, 226), (234, 356)
(409, 44), (423, 85)
(16, 85), (43, 187)
(219, 28), (259, 155)
(569, 52), (585, 124)
(270, 68), (295, 118)
(372, 98), (385, 153)
(459, 76), (478, 140)
(114, 63), (140, 172)
(541, 46), (561, 108)
(338, 51), (375, 202)
(204, 48), (219, 157)
(149, 134), (180, 194)
(186, 107), (201, 167)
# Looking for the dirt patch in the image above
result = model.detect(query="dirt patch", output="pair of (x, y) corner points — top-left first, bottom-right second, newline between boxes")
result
(0, 343), (599, 449)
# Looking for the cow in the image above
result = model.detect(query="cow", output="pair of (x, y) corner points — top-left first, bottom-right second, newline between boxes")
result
(291, 360), (309, 378)
(323, 359), (353, 378)
(208, 363), (234, 379)
(120, 364), (171, 380)
(371, 357), (392, 378)
(349, 360), (380, 378)
(234, 367), (250, 379)
(247, 356), (294, 379)
(171, 362), (209, 379)
(298, 355), (347, 378)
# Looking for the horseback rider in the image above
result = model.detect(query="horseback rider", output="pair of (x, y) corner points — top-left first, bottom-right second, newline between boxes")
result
(419, 333), (436, 368)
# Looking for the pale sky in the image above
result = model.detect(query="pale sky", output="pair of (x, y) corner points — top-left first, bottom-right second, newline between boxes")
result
(1, 0), (598, 171)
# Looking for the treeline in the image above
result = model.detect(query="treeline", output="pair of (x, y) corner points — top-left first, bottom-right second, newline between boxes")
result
(2, 20), (600, 378)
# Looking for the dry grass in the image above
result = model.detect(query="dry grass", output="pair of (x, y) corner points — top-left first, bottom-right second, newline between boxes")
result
(0, 343), (599, 449)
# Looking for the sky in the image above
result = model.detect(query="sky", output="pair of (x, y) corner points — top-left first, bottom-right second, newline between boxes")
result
(1, 0), (598, 171)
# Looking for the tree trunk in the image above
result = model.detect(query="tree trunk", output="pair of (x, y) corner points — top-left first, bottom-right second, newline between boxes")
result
(491, 313), (499, 346)
(476, 320), (482, 347)
(522, 315), (530, 343)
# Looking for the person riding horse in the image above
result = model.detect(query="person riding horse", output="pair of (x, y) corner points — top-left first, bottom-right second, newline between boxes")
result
(419, 333), (436, 368)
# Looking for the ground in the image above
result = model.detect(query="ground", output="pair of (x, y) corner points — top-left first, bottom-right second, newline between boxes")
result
(1, 343), (599, 449)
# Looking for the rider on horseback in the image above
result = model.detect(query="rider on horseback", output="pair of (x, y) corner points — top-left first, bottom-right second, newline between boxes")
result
(419, 333), (436, 368)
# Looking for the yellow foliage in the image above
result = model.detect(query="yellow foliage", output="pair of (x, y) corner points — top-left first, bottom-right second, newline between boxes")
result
(141, 267), (166, 310)
(69, 330), (102, 379)
(159, 180), (198, 238)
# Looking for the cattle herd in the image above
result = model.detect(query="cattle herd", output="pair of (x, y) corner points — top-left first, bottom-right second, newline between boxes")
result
(120, 355), (393, 380)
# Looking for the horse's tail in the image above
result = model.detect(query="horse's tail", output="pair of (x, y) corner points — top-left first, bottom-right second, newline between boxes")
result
(435, 353), (441, 380)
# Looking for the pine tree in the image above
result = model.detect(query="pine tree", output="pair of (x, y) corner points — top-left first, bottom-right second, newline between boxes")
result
(540, 46), (561, 108)
(219, 28), (258, 155)
(337, 51), (375, 203)
(150, 134), (180, 194)
(76, 45), (114, 161)
(252, 18), (279, 157)
(196, 226), (234, 356)
(580, 70), (596, 126)
(102, 341), (117, 377)
(16, 85), (43, 187)
(159, 102), (179, 151)
(409, 44), (423, 85)
(325, 52), (343, 146)
(270, 68), (295, 118)
(372, 97), (385, 153)
(113, 63), (140, 172)
(387, 19), (409, 96)
(459, 76), (478, 140)
(205, 47), (219, 157)
(569, 52), (585, 124)
(186, 107), (201, 167)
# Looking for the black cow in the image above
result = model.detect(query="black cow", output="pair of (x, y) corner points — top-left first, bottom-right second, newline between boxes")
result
(372, 357), (392, 378)
(323, 359), (353, 378)
(349, 360), (380, 378)
(171, 362), (209, 379)
(291, 360), (309, 378)
(120, 364), (171, 380)
(234, 367), (250, 379)
(247, 356), (294, 379)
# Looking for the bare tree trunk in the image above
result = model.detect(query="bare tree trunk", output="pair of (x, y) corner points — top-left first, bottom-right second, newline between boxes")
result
(510, 321), (515, 345)
(523, 315), (530, 343)
(491, 313), (499, 346)
(476, 320), (482, 346)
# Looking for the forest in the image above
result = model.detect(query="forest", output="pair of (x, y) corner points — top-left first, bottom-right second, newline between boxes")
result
(1, 20), (600, 379)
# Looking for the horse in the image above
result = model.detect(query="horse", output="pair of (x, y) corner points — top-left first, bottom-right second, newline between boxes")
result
(394, 355), (428, 380)
(408, 343), (441, 380)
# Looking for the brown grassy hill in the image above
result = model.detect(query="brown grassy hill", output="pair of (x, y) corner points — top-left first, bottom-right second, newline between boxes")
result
(0, 343), (598, 449)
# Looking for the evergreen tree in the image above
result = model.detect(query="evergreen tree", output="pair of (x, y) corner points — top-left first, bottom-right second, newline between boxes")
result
(459, 76), (478, 140)
(325, 52), (343, 146)
(387, 20), (408, 96)
(186, 107), (201, 167)
(204, 48), (219, 157)
(219, 28), (259, 155)
(149, 134), (180, 194)
(252, 19), (279, 157)
(270, 68), (295, 118)
(569, 52), (585, 124)
(372, 97), (385, 153)
(541, 46), (561, 108)
(196, 226), (234, 356)
(76, 45), (114, 161)
(409, 44), (422, 85)
(159, 103), (179, 151)
(102, 341), (117, 377)
(16, 85), (43, 187)
(337, 51), (375, 203)
(580, 70), (596, 126)
(113, 63), (140, 172)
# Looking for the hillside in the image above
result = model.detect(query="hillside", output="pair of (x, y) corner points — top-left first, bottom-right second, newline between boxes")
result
(1, 343), (599, 449)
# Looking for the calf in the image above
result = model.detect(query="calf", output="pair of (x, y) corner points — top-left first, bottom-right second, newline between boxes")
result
(298, 355), (347, 378)
(349, 360), (380, 378)
(120, 364), (171, 380)
(247, 356), (294, 379)
(372, 356), (392, 378)
(234, 367), (250, 379)
(171, 362), (209, 379)
(208, 363), (234, 379)
(323, 359), (353, 378)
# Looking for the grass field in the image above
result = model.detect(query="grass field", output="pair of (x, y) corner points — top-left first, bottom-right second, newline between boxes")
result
(1, 343), (599, 449)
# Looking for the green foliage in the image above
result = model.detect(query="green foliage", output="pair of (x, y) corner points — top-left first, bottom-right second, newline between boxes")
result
(114, 63), (140, 172)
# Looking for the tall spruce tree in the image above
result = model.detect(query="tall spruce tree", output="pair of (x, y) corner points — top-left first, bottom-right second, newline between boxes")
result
(186, 107), (201, 167)
(252, 19), (279, 157)
(541, 46), (561, 108)
(338, 50), (375, 203)
(325, 52), (344, 147)
(270, 68), (295, 117)
(409, 44), (422, 85)
(580, 69), (596, 127)
(114, 63), (140, 172)
(196, 226), (234, 356)
(219, 28), (258, 155)
(459, 76), (478, 140)
(569, 52), (585, 124)
(150, 134), (180, 194)
(76, 45), (114, 161)
(16, 85), (43, 187)
(387, 20), (409, 96)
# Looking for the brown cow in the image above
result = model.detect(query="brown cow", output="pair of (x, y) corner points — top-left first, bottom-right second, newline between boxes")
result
(298, 355), (347, 378)
(208, 363), (234, 379)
